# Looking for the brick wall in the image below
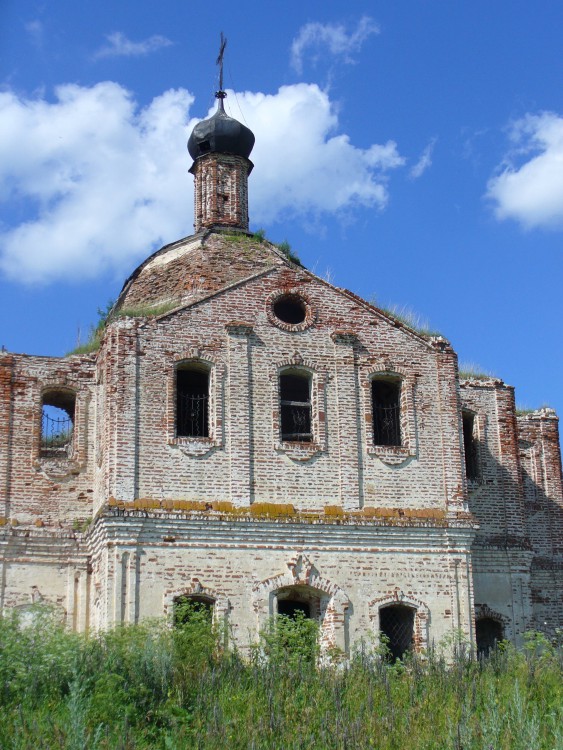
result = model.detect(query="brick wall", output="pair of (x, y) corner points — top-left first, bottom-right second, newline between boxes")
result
(1, 241), (561, 649)
(518, 409), (563, 634)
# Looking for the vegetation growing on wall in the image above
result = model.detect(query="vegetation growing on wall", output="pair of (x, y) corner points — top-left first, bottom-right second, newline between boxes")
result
(67, 299), (182, 355)
(458, 361), (498, 380)
(368, 300), (443, 338)
(0, 606), (560, 749)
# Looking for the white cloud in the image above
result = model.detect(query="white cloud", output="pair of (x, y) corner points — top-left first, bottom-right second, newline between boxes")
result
(409, 138), (436, 180)
(291, 17), (379, 74)
(0, 82), (404, 284)
(0, 83), (193, 283)
(238, 84), (404, 224)
(487, 112), (563, 229)
(93, 32), (172, 60)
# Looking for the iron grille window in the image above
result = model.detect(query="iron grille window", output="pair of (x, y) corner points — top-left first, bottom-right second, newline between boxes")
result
(462, 412), (479, 479)
(280, 371), (312, 442)
(41, 390), (75, 455)
(372, 379), (401, 446)
(379, 604), (415, 661)
(176, 368), (209, 438)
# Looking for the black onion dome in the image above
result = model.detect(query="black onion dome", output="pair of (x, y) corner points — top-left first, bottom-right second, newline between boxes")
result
(188, 101), (255, 160)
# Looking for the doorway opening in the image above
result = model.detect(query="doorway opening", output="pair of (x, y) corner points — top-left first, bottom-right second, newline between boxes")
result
(379, 604), (415, 661)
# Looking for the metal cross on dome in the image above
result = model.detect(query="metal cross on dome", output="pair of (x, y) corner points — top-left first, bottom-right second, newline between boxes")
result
(215, 32), (227, 100)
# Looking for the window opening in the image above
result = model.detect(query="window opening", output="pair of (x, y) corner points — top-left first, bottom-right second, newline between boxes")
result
(462, 411), (479, 479)
(41, 391), (75, 455)
(280, 371), (312, 442)
(275, 588), (319, 663)
(278, 599), (311, 619)
(379, 604), (414, 661)
(273, 295), (307, 325)
(176, 365), (210, 438)
(475, 617), (503, 657)
(372, 379), (401, 446)
(173, 595), (214, 628)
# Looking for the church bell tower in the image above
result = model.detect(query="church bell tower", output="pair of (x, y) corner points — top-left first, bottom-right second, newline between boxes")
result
(187, 37), (255, 232)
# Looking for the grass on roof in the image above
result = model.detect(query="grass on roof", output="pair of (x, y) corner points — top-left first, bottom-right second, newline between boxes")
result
(458, 362), (497, 380)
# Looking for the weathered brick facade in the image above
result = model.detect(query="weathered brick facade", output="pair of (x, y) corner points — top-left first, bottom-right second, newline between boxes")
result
(0, 98), (561, 656)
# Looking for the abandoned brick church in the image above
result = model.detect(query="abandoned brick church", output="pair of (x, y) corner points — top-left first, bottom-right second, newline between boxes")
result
(1, 83), (561, 658)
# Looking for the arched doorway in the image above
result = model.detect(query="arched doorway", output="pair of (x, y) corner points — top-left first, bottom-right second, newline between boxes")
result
(475, 617), (503, 657)
(379, 604), (415, 661)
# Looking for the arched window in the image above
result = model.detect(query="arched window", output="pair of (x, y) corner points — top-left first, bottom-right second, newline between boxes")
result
(462, 410), (479, 480)
(475, 617), (503, 657)
(275, 586), (320, 663)
(276, 586), (322, 620)
(379, 604), (414, 661)
(372, 377), (402, 447)
(279, 369), (312, 442)
(41, 389), (75, 455)
(173, 594), (214, 627)
(176, 363), (210, 438)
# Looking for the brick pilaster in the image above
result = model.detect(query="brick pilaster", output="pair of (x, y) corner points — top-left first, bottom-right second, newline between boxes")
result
(0, 355), (14, 518)
(226, 325), (253, 505)
(331, 334), (362, 510)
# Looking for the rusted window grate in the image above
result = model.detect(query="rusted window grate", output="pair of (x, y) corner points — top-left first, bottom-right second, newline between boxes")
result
(373, 403), (401, 446)
(379, 604), (414, 661)
(372, 380), (401, 447)
(177, 392), (208, 438)
(176, 368), (209, 438)
(280, 372), (312, 442)
(41, 411), (73, 452)
(281, 401), (312, 441)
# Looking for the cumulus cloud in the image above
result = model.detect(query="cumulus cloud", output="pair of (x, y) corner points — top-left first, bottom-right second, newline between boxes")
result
(93, 32), (172, 59)
(291, 17), (379, 74)
(0, 82), (404, 284)
(409, 138), (436, 180)
(238, 84), (404, 224)
(0, 83), (193, 283)
(487, 112), (563, 229)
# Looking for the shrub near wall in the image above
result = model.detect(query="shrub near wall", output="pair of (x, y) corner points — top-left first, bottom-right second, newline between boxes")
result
(0, 607), (561, 749)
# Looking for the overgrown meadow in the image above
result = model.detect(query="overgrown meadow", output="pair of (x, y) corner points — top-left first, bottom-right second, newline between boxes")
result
(0, 607), (561, 750)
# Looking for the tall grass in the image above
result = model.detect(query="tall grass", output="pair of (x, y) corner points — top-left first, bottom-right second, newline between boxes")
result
(0, 607), (561, 749)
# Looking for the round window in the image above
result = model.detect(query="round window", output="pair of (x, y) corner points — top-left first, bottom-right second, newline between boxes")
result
(273, 295), (306, 325)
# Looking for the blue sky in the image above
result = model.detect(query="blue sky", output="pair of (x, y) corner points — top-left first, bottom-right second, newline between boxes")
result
(1, 1), (562, 415)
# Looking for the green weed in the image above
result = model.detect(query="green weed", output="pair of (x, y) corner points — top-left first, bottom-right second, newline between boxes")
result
(0, 609), (560, 749)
